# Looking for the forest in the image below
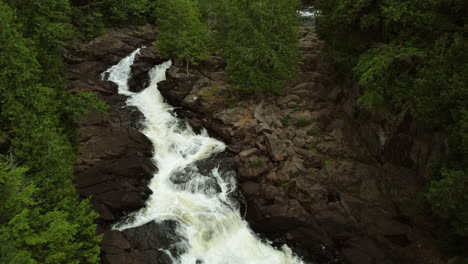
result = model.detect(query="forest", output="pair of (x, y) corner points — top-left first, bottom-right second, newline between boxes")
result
(0, 0), (300, 262)
(0, 0), (466, 263)
(314, 0), (467, 255)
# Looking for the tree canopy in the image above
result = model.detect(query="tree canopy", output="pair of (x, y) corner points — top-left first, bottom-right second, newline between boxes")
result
(155, 0), (212, 66)
(0, 1), (103, 262)
(155, 0), (301, 94)
(217, 0), (301, 94)
(315, 0), (468, 255)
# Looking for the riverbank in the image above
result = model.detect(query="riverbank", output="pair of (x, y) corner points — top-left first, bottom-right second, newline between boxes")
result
(67, 25), (446, 264)
(156, 27), (446, 264)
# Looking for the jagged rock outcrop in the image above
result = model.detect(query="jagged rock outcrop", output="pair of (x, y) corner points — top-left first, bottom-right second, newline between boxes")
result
(155, 28), (446, 264)
(129, 46), (165, 93)
(67, 24), (446, 264)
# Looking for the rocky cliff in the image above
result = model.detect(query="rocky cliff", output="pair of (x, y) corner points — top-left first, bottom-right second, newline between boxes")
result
(68, 25), (446, 264)
(156, 28), (446, 264)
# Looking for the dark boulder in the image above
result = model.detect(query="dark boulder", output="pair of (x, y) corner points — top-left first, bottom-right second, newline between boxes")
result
(74, 87), (156, 224)
(128, 46), (166, 93)
(123, 221), (186, 264)
(169, 152), (237, 197)
(251, 216), (339, 264)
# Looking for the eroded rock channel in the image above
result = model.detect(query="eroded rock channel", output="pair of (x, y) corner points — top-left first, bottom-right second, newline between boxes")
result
(69, 25), (445, 264)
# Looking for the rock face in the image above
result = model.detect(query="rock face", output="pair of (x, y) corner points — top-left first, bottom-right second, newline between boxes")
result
(129, 47), (165, 93)
(75, 108), (155, 219)
(67, 25), (178, 264)
(69, 25), (446, 264)
(156, 28), (446, 264)
(122, 221), (186, 264)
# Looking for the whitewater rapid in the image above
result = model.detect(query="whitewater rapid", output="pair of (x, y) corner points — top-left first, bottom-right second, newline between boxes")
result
(102, 49), (304, 264)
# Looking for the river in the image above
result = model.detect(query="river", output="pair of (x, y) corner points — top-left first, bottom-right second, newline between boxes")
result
(102, 49), (304, 264)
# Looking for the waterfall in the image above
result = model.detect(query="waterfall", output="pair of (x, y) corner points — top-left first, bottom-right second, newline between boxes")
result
(102, 49), (304, 264)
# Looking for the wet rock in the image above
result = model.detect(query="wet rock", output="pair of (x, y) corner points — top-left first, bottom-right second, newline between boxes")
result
(102, 251), (148, 264)
(91, 200), (116, 221)
(251, 216), (336, 264)
(75, 110), (156, 216)
(101, 230), (131, 255)
(128, 46), (165, 93)
(76, 156), (155, 212)
(170, 152), (236, 197)
(171, 169), (223, 196)
(123, 220), (186, 264)
(193, 151), (236, 176)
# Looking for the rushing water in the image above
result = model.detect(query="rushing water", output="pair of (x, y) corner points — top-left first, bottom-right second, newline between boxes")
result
(299, 9), (318, 27)
(102, 49), (304, 264)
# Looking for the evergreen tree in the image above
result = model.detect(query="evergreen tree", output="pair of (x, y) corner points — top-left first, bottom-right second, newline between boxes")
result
(216, 0), (301, 94)
(70, 0), (157, 38)
(0, 1), (102, 263)
(315, 0), (468, 255)
(155, 0), (212, 68)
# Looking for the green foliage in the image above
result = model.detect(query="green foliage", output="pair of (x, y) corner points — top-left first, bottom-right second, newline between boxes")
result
(106, 0), (155, 24)
(296, 118), (313, 127)
(216, 0), (301, 94)
(199, 85), (222, 101)
(70, 0), (157, 38)
(281, 115), (291, 127)
(315, 0), (468, 254)
(315, 0), (467, 126)
(153, 0), (301, 93)
(249, 158), (263, 168)
(223, 95), (238, 108)
(307, 129), (321, 137)
(0, 1), (102, 263)
(426, 169), (468, 236)
(70, 3), (106, 38)
(155, 0), (212, 65)
(4, 0), (73, 90)
(0, 164), (101, 264)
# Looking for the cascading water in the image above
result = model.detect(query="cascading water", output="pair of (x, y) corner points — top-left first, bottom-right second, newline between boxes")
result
(102, 49), (305, 264)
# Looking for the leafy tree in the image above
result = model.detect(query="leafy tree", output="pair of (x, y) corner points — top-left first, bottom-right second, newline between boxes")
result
(155, 0), (212, 68)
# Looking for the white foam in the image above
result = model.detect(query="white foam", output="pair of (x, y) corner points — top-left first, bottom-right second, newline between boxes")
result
(103, 49), (304, 264)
